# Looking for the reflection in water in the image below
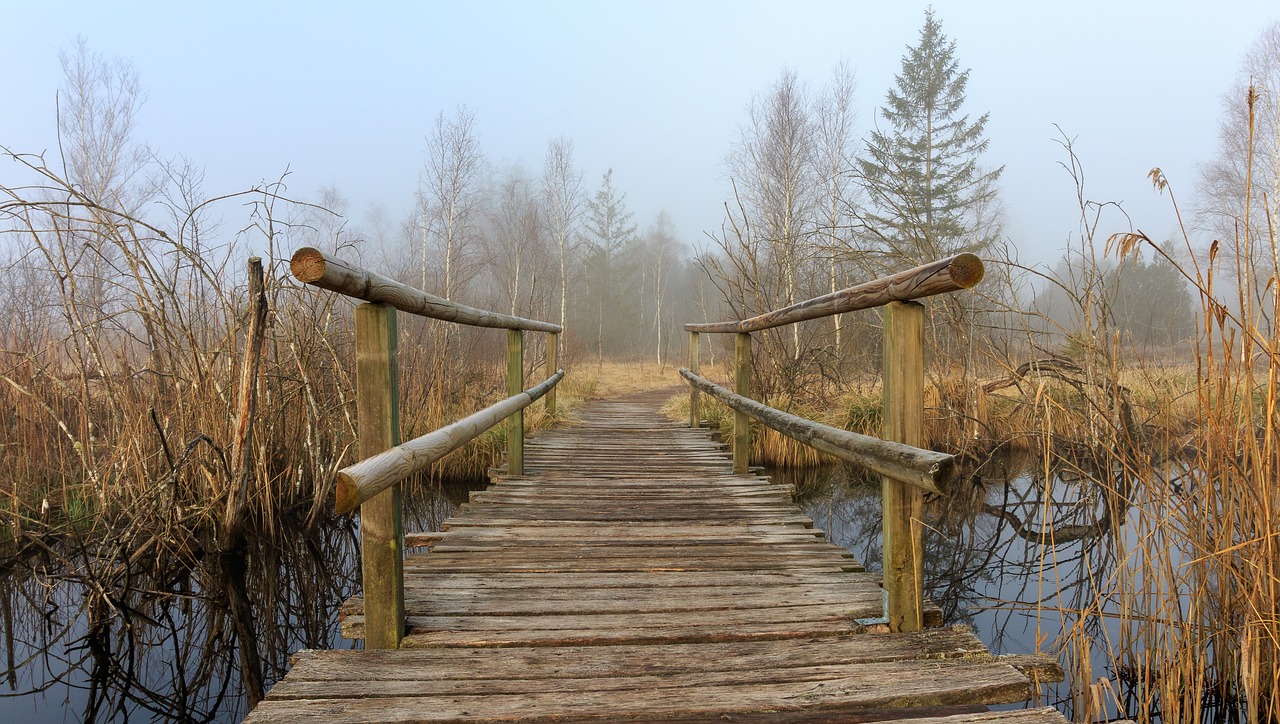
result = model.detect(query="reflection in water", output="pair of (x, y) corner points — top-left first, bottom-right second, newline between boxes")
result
(4, 458), (1235, 722)
(0, 476), (481, 723)
(784, 452), (1240, 724)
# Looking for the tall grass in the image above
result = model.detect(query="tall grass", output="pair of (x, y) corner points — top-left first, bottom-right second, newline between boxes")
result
(0, 153), (553, 563)
(663, 132), (1278, 723)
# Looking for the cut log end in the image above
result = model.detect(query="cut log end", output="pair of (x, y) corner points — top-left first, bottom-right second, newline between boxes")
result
(949, 253), (985, 289)
(929, 455), (958, 496)
(290, 247), (327, 283)
(334, 473), (359, 515)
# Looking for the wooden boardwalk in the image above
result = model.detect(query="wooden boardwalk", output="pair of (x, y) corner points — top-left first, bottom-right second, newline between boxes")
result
(246, 389), (1067, 723)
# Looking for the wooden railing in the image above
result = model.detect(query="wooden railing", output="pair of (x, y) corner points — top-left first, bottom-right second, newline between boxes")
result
(681, 253), (984, 633)
(290, 247), (563, 649)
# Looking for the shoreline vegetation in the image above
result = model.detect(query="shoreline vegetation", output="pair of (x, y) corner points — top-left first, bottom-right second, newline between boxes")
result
(3, 165), (1278, 723)
(5, 18), (1280, 722)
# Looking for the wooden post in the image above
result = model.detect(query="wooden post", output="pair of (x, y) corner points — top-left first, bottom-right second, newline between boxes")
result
(881, 301), (925, 633)
(688, 331), (700, 428)
(355, 303), (403, 649)
(545, 332), (558, 416)
(733, 332), (751, 474)
(507, 329), (524, 476)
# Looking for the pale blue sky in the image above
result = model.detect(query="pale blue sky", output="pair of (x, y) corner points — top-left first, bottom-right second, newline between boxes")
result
(3, 0), (1277, 266)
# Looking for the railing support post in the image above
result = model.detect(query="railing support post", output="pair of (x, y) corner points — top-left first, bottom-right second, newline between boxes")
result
(734, 332), (751, 474)
(507, 329), (524, 476)
(689, 331), (700, 428)
(882, 301), (925, 633)
(354, 303), (403, 649)
(545, 332), (558, 416)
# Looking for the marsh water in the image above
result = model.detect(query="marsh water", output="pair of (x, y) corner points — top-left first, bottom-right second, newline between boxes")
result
(0, 481), (479, 723)
(0, 456), (1219, 723)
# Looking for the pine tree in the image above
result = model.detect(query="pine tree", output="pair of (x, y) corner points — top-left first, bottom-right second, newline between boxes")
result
(583, 169), (638, 361)
(859, 9), (1003, 263)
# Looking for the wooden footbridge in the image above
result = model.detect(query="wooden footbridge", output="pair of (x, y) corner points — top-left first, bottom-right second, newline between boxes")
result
(245, 250), (1075, 723)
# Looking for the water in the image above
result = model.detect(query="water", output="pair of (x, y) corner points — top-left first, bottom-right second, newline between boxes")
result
(782, 452), (1238, 723)
(1, 461), (1237, 722)
(0, 478), (480, 723)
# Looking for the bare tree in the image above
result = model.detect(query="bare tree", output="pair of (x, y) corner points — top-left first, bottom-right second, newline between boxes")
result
(642, 212), (681, 367)
(420, 106), (484, 300)
(540, 138), (584, 342)
(483, 165), (544, 316)
(734, 69), (818, 360)
(813, 62), (860, 354)
(1196, 21), (1280, 329)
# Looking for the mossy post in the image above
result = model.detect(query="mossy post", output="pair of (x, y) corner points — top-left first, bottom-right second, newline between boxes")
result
(355, 302), (404, 649)
(689, 331), (701, 428)
(881, 301), (925, 633)
(507, 329), (524, 476)
(545, 332), (558, 416)
(734, 332), (751, 474)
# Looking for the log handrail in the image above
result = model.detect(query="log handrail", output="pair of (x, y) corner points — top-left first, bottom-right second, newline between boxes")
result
(684, 253), (983, 334)
(291, 246), (563, 648)
(335, 370), (563, 514)
(291, 247), (563, 333)
(678, 369), (954, 495)
(682, 254), (985, 633)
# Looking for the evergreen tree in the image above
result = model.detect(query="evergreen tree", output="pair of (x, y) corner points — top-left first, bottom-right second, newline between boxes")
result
(1112, 241), (1195, 349)
(582, 169), (638, 360)
(859, 9), (1003, 263)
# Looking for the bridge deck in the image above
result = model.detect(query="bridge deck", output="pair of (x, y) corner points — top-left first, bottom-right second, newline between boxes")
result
(246, 389), (1067, 723)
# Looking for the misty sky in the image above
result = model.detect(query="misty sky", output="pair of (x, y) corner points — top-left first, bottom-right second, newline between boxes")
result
(4, 0), (1277, 268)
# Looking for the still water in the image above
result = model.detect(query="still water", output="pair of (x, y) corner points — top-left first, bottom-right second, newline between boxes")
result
(0, 480), (479, 723)
(0, 457), (1223, 722)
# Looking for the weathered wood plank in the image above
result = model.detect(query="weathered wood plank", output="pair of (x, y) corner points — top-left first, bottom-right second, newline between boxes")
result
(280, 628), (993, 681)
(249, 659), (1029, 721)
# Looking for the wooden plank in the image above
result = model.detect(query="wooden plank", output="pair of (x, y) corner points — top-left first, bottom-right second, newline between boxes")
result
(342, 587), (882, 617)
(266, 660), (1019, 701)
(410, 524), (826, 541)
(249, 659), (1029, 721)
(279, 627), (994, 681)
(374, 570), (874, 589)
(442, 515), (817, 528)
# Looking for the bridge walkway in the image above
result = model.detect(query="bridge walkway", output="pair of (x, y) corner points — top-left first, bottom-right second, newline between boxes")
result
(246, 388), (1067, 723)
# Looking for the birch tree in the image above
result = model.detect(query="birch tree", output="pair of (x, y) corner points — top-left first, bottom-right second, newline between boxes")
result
(1196, 21), (1280, 329)
(540, 137), (584, 343)
(813, 62), (860, 353)
(420, 106), (483, 299)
